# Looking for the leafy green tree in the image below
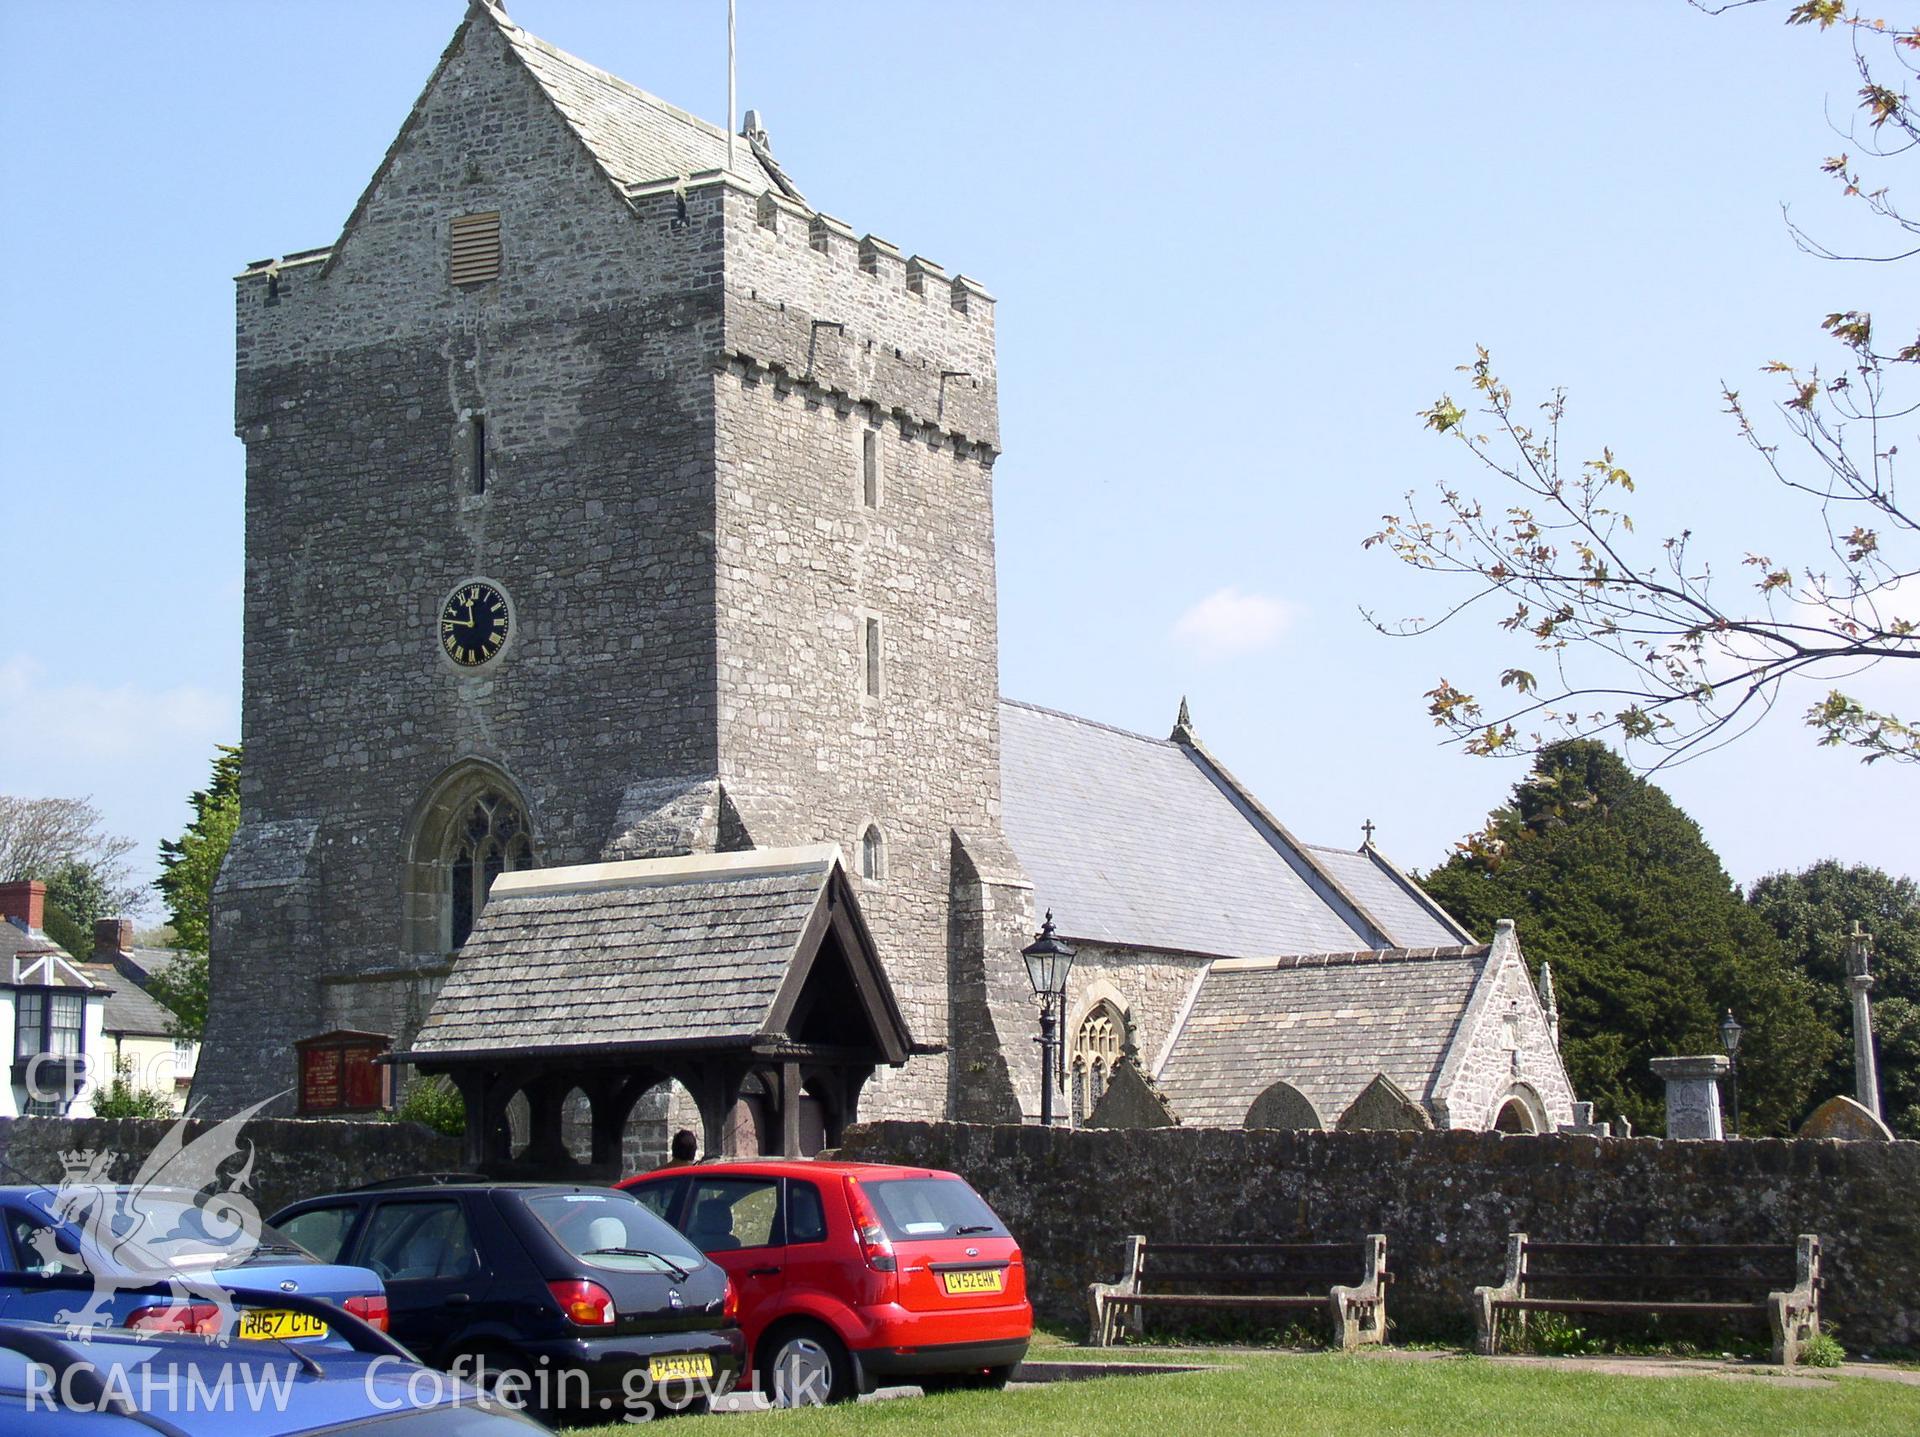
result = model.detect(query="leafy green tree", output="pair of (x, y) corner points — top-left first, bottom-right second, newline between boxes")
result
(89, 1061), (177, 1120)
(42, 859), (115, 958)
(1747, 860), (1920, 1136)
(1423, 741), (1834, 1134)
(154, 745), (241, 956)
(147, 953), (209, 1044)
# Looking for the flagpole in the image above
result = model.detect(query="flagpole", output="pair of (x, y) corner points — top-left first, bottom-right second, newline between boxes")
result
(726, 0), (737, 173)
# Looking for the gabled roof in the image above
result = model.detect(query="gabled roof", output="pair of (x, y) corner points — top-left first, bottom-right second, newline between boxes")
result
(403, 845), (910, 1065)
(1305, 844), (1471, 948)
(323, 2), (788, 278)
(495, 10), (786, 200)
(1154, 945), (1491, 1128)
(79, 963), (179, 1039)
(999, 700), (1435, 959)
(7, 945), (97, 991)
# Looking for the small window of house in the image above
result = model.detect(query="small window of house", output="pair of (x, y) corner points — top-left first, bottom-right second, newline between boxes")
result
(861, 429), (880, 508)
(864, 616), (882, 698)
(450, 212), (502, 287)
(861, 825), (885, 882)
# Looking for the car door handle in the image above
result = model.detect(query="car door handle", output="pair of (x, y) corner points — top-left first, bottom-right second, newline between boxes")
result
(747, 1266), (781, 1277)
(445, 1293), (470, 1305)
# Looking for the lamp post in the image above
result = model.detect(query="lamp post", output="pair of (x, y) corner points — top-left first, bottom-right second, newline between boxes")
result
(1022, 911), (1077, 1126)
(1719, 1009), (1744, 1138)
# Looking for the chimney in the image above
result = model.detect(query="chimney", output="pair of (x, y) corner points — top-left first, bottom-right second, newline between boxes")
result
(0, 880), (47, 933)
(93, 916), (134, 959)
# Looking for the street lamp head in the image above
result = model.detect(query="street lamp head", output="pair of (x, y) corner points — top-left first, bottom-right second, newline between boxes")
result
(1719, 1008), (1743, 1058)
(1022, 911), (1077, 997)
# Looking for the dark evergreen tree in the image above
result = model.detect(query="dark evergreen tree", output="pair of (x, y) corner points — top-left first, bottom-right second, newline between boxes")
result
(1748, 861), (1920, 1139)
(1422, 741), (1833, 1135)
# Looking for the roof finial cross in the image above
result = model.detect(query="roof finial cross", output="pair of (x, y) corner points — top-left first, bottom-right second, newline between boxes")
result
(1361, 818), (1376, 847)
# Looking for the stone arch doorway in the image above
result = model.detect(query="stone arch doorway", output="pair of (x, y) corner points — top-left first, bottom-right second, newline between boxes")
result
(1245, 1079), (1322, 1130)
(401, 759), (537, 954)
(1493, 1083), (1547, 1133)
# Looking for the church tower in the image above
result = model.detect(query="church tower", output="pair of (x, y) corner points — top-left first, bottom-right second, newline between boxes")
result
(192, 2), (1012, 1122)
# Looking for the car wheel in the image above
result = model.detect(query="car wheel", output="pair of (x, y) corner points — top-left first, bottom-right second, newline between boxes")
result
(757, 1321), (853, 1407)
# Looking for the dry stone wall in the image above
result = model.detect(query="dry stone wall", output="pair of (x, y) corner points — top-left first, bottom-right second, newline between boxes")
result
(838, 1120), (1920, 1349)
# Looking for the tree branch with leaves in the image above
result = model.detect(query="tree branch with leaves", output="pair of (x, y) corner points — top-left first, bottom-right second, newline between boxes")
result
(1366, 4), (1919, 768)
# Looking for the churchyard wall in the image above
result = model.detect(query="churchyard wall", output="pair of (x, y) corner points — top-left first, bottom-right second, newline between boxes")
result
(0, 1117), (460, 1220)
(838, 1120), (1920, 1349)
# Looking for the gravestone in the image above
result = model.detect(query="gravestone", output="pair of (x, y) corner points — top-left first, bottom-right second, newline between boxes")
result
(1336, 1073), (1432, 1131)
(1798, 1094), (1895, 1142)
(1650, 1055), (1728, 1139)
(1084, 1056), (1180, 1130)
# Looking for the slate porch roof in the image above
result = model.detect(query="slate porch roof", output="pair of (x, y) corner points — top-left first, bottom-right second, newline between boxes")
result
(404, 845), (907, 1063)
(998, 700), (1455, 958)
(1154, 946), (1490, 1129)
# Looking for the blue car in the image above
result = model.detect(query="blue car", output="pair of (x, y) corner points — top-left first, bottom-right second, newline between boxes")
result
(0, 1284), (549, 1434)
(0, 1187), (388, 1342)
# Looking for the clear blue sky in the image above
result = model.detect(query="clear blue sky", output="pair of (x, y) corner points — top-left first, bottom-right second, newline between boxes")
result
(2, 1), (1913, 912)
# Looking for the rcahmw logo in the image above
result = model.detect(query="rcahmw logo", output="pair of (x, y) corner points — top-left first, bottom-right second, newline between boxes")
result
(27, 1361), (298, 1413)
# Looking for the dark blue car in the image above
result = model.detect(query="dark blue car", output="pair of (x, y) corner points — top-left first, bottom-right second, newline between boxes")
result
(0, 1187), (387, 1342)
(0, 1283), (548, 1434)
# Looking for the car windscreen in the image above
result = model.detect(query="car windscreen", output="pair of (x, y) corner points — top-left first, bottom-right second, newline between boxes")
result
(861, 1178), (1008, 1241)
(524, 1191), (706, 1275)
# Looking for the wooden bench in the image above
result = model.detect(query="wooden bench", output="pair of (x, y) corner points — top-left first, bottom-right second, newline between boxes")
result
(1088, 1236), (1390, 1352)
(1473, 1233), (1822, 1366)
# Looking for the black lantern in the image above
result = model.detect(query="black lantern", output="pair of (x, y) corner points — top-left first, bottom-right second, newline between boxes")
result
(1719, 1009), (1743, 1137)
(1022, 912), (1077, 1126)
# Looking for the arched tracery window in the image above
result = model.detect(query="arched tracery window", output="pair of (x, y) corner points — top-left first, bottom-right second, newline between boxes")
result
(1070, 1001), (1126, 1125)
(860, 824), (885, 882)
(447, 790), (533, 949)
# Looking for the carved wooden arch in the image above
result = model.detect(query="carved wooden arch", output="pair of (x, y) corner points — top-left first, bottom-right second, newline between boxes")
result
(400, 757), (539, 956)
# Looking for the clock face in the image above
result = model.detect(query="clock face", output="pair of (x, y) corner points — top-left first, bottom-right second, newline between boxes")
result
(439, 581), (511, 667)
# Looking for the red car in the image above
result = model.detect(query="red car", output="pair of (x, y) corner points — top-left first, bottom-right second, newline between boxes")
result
(618, 1159), (1030, 1404)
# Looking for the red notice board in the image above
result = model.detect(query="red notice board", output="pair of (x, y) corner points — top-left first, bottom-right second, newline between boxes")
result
(295, 1031), (392, 1115)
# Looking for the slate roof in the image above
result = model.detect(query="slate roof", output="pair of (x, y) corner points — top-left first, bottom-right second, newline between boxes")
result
(998, 700), (1382, 958)
(1155, 947), (1490, 1128)
(409, 846), (858, 1058)
(79, 963), (178, 1039)
(1305, 845), (1470, 948)
(488, 6), (784, 200)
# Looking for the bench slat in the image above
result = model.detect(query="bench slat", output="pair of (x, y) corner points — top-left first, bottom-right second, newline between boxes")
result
(1495, 1298), (1766, 1317)
(1143, 1269), (1364, 1284)
(1107, 1293), (1330, 1310)
(1145, 1243), (1360, 1256)
(1522, 1242), (1793, 1259)
(1522, 1271), (1784, 1286)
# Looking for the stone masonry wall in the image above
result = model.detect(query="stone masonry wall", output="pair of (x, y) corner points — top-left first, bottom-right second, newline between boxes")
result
(0, 1117), (460, 1222)
(200, 15), (729, 1114)
(838, 1120), (1920, 1349)
(714, 183), (1009, 1122)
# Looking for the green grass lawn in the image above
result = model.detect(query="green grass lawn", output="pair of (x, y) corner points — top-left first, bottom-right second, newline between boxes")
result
(568, 1347), (1919, 1436)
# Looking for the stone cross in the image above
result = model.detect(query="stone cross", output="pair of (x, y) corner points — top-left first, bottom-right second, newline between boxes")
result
(1650, 1055), (1729, 1139)
(1848, 920), (1883, 1122)
(1361, 819), (1376, 846)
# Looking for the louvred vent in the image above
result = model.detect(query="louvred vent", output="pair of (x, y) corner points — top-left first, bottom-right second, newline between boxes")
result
(450, 211), (502, 286)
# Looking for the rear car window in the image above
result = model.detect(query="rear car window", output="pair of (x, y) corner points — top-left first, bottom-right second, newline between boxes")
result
(362, 1201), (478, 1281)
(862, 1178), (1008, 1241)
(525, 1191), (705, 1275)
(787, 1181), (828, 1245)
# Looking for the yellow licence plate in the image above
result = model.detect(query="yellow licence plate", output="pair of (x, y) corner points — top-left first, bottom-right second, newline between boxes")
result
(648, 1354), (715, 1381)
(940, 1268), (1006, 1296)
(237, 1310), (329, 1342)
